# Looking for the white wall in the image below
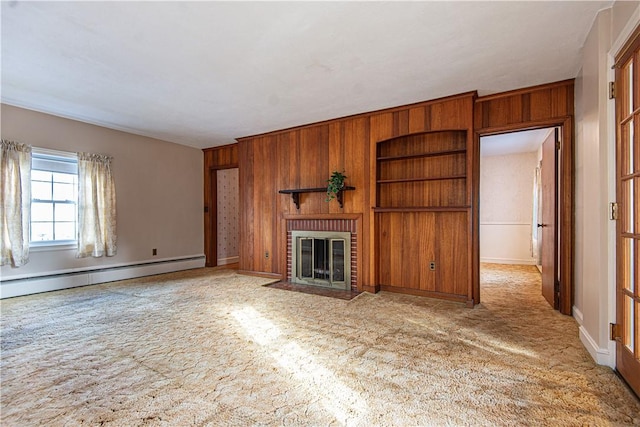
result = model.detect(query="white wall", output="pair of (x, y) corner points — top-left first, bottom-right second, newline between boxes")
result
(574, 1), (640, 367)
(0, 104), (205, 297)
(480, 151), (538, 265)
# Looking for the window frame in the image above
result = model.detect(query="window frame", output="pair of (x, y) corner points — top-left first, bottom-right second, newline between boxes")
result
(30, 148), (79, 250)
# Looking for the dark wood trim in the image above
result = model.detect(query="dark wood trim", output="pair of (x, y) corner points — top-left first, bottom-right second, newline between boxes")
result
(471, 131), (481, 306)
(377, 148), (466, 161)
(475, 122), (573, 314)
(372, 206), (471, 212)
(613, 23), (640, 68)
(377, 175), (466, 184)
(361, 284), (380, 293)
(209, 170), (217, 267)
(282, 213), (362, 220)
(208, 164), (238, 171)
(205, 165), (240, 267)
(375, 129), (470, 145)
(559, 118), (573, 315)
(614, 35), (640, 396)
(474, 79), (574, 103)
(379, 285), (469, 304)
(237, 270), (283, 280)
(474, 118), (570, 136)
(203, 144), (239, 267)
(202, 142), (239, 153)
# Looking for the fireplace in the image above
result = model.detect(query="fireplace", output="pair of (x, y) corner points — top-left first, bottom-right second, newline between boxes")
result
(291, 231), (351, 290)
(286, 218), (358, 291)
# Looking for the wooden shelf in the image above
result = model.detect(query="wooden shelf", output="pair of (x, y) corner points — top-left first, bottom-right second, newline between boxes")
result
(376, 130), (468, 209)
(377, 149), (466, 162)
(279, 186), (355, 209)
(373, 206), (471, 212)
(376, 175), (466, 184)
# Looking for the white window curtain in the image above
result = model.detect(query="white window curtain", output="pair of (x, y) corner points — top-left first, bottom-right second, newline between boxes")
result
(0, 140), (32, 267)
(77, 152), (117, 258)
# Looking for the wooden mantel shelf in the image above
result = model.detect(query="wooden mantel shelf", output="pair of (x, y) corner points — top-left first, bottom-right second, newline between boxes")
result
(279, 186), (355, 209)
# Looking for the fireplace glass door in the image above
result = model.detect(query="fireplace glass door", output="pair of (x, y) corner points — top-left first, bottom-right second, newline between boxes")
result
(292, 231), (350, 289)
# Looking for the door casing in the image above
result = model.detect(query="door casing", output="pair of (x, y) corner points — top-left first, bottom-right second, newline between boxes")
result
(474, 117), (573, 315)
(206, 165), (239, 267)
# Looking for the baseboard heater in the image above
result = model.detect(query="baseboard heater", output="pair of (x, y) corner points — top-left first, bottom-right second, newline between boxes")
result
(0, 255), (206, 299)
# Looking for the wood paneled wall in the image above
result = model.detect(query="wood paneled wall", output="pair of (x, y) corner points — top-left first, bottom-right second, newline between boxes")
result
(203, 144), (238, 267)
(237, 92), (476, 302)
(374, 128), (471, 303)
(474, 79), (574, 314)
(475, 79), (574, 132)
(204, 79), (575, 310)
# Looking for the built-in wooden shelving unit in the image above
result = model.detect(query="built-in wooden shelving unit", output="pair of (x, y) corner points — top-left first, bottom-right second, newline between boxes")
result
(375, 130), (468, 209)
(376, 148), (466, 162)
(376, 175), (466, 184)
(373, 206), (470, 212)
(374, 128), (471, 304)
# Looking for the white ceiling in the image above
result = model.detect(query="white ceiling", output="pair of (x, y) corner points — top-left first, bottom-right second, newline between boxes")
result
(480, 128), (552, 157)
(1, 1), (611, 149)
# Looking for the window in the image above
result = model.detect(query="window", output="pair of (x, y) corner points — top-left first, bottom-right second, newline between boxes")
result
(30, 149), (78, 244)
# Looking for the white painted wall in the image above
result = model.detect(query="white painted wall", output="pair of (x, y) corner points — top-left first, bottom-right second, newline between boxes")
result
(480, 151), (538, 265)
(574, 1), (640, 367)
(0, 104), (205, 297)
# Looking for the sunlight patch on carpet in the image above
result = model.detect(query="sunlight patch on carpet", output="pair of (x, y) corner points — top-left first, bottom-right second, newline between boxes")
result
(231, 306), (368, 424)
(458, 331), (540, 359)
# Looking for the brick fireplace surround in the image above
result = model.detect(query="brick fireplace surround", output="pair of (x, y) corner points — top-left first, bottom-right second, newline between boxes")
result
(286, 219), (358, 292)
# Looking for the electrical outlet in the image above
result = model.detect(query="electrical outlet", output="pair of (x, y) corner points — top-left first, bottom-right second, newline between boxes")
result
(429, 261), (436, 271)
(152, 248), (157, 256)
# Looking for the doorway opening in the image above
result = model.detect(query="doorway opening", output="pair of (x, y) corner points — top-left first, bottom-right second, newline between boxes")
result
(207, 167), (240, 267)
(216, 168), (239, 267)
(479, 127), (560, 309)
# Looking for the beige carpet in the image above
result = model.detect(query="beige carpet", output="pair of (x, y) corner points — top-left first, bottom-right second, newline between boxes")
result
(1, 264), (639, 426)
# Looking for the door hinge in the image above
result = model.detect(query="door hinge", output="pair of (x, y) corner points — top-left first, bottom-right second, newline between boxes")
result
(610, 202), (619, 220)
(556, 140), (561, 150)
(610, 323), (621, 341)
(609, 81), (616, 99)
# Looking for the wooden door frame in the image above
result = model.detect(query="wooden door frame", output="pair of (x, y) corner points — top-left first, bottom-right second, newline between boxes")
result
(205, 165), (239, 267)
(613, 22), (640, 396)
(474, 117), (573, 315)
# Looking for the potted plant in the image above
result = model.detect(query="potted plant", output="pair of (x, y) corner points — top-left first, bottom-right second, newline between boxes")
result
(326, 171), (347, 202)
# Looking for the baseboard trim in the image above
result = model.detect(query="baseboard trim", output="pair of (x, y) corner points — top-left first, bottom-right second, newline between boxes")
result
(573, 305), (584, 325)
(0, 255), (206, 299)
(480, 257), (536, 265)
(237, 270), (282, 280)
(217, 256), (239, 266)
(579, 325), (614, 367)
(379, 284), (468, 304)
